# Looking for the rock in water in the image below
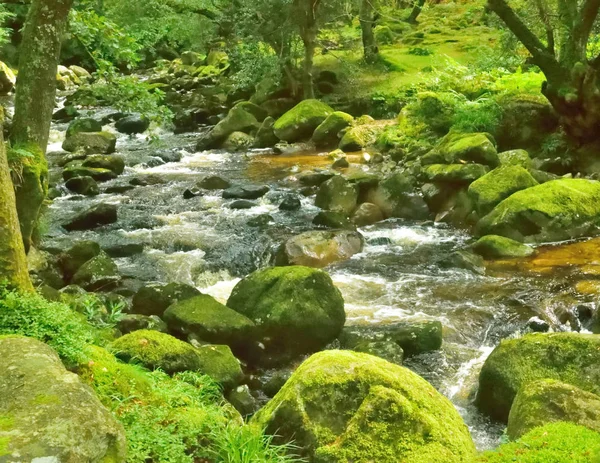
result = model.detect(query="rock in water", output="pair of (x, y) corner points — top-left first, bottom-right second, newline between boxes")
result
(63, 131), (117, 154)
(273, 99), (334, 142)
(63, 203), (117, 231)
(132, 282), (200, 317)
(277, 230), (364, 267)
(0, 336), (126, 462)
(227, 266), (345, 365)
(251, 350), (476, 463)
(115, 114), (150, 134)
(65, 176), (100, 196)
(315, 175), (358, 215)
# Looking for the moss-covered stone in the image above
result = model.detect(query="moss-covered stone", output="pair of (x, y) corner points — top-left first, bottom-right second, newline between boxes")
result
(422, 163), (489, 184)
(163, 294), (256, 347)
(194, 344), (244, 390)
(351, 202), (385, 227)
(0, 337), (126, 462)
(115, 114), (150, 135)
(498, 149), (532, 168)
(66, 117), (103, 137)
(62, 131), (117, 154)
(468, 166), (539, 215)
(212, 106), (259, 141)
(65, 175), (100, 196)
(507, 379), (600, 439)
(423, 132), (499, 167)
(277, 230), (365, 268)
(251, 350), (476, 463)
(476, 422), (600, 463)
(82, 154), (125, 175)
(472, 235), (534, 259)
(59, 240), (102, 280)
(273, 99), (334, 142)
(63, 166), (118, 182)
(132, 282), (200, 317)
(222, 131), (254, 151)
(312, 111), (354, 147)
(71, 252), (120, 291)
(476, 333), (600, 422)
(339, 124), (380, 152)
(475, 179), (600, 243)
(315, 175), (359, 215)
(227, 266), (346, 365)
(63, 203), (118, 231)
(234, 101), (268, 122)
(253, 116), (279, 148)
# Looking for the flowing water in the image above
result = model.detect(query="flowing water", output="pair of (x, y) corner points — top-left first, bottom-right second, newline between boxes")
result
(42, 119), (599, 451)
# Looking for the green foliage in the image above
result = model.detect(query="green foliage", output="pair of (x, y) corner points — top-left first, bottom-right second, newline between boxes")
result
(0, 4), (13, 46)
(0, 285), (95, 366)
(78, 294), (125, 329)
(229, 42), (282, 91)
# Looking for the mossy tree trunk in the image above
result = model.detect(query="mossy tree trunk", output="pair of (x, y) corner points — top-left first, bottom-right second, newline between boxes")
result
(295, 0), (322, 100)
(488, 0), (600, 144)
(360, 0), (379, 63)
(406, 0), (426, 24)
(10, 0), (73, 253)
(0, 107), (33, 292)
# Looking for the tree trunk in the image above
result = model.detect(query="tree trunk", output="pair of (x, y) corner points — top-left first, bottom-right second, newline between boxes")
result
(360, 0), (379, 63)
(407, 0), (426, 24)
(302, 31), (316, 99)
(10, 0), (73, 253)
(0, 107), (33, 292)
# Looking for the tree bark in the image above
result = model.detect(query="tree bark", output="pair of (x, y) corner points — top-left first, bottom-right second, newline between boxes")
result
(296, 0), (321, 100)
(0, 107), (33, 292)
(360, 0), (379, 63)
(406, 0), (426, 24)
(10, 0), (73, 253)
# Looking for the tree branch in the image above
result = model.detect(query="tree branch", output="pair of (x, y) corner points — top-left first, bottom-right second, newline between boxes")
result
(578, 0), (600, 48)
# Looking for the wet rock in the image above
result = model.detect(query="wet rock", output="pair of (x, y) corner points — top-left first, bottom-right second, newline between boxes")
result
(66, 117), (103, 137)
(498, 149), (532, 168)
(234, 101), (268, 122)
(115, 114), (150, 134)
(332, 156), (350, 169)
(298, 171), (335, 187)
(104, 184), (135, 194)
(351, 202), (385, 227)
(526, 317), (550, 333)
(472, 235), (534, 259)
(63, 166), (118, 182)
(63, 203), (118, 231)
(254, 116), (279, 148)
(118, 314), (168, 334)
(227, 385), (258, 417)
(476, 332), (600, 422)
(273, 99), (334, 142)
(52, 105), (80, 122)
(71, 252), (120, 291)
(440, 250), (485, 275)
(223, 185), (269, 200)
(368, 173), (430, 220)
(211, 106), (259, 142)
(247, 214), (273, 227)
(104, 243), (144, 258)
(132, 282), (200, 317)
(129, 175), (166, 186)
(339, 124), (381, 152)
(198, 175), (231, 190)
(251, 350), (475, 463)
(0, 337), (126, 462)
(227, 266), (345, 365)
(313, 211), (355, 229)
(82, 154), (126, 175)
(222, 131), (254, 151)
(62, 131), (117, 154)
(312, 111), (354, 147)
(164, 294), (256, 348)
(422, 132), (499, 167)
(263, 370), (293, 397)
(277, 230), (364, 268)
(183, 187), (203, 199)
(65, 176), (100, 196)
(228, 199), (256, 209)
(352, 340), (404, 365)
(422, 164), (489, 184)
(315, 175), (358, 215)
(59, 240), (102, 280)
(279, 194), (301, 211)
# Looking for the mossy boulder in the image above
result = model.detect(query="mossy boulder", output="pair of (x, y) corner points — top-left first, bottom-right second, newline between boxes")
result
(253, 116), (279, 148)
(63, 203), (118, 231)
(368, 172), (430, 220)
(472, 235), (534, 259)
(251, 350), (476, 463)
(475, 179), (600, 243)
(476, 422), (600, 463)
(62, 131), (117, 154)
(468, 166), (539, 216)
(273, 99), (334, 142)
(234, 101), (268, 122)
(422, 164), (489, 184)
(132, 282), (200, 317)
(66, 117), (103, 137)
(71, 252), (120, 291)
(194, 344), (244, 390)
(211, 106), (259, 141)
(351, 202), (385, 227)
(312, 111), (354, 147)
(163, 294), (256, 347)
(315, 175), (359, 215)
(277, 230), (365, 268)
(498, 149), (532, 168)
(0, 336), (126, 462)
(422, 132), (499, 167)
(82, 154), (126, 175)
(507, 379), (600, 439)
(63, 166), (118, 182)
(476, 333), (600, 422)
(339, 124), (380, 152)
(227, 266), (346, 365)
(59, 240), (101, 280)
(222, 131), (254, 151)
(65, 175), (100, 196)
(313, 211), (355, 229)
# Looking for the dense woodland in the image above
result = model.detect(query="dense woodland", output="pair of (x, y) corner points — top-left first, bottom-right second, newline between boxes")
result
(2, 0), (600, 462)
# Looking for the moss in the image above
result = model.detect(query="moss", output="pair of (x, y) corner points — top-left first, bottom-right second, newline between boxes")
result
(251, 350), (476, 462)
(315, 175), (359, 215)
(0, 437), (10, 457)
(32, 394), (61, 405)
(222, 131), (254, 151)
(312, 111), (354, 147)
(110, 329), (204, 374)
(339, 124), (380, 152)
(273, 99), (334, 142)
(66, 118), (103, 137)
(82, 155), (125, 175)
(476, 422), (600, 463)
(194, 344), (244, 390)
(422, 132), (499, 166)
(422, 163), (489, 183)
(63, 166), (118, 182)
(0, 415), (14, 432)
(468, 166), (538, 215)
(507, 379), (600, 440)
(212, 106), (258, 141)
(472, 235), (534, 259)
(62, 131), (117, 154)
(163, 294), (256, 347)
(476, 333), (600, 422)
(498, 149), (532, 168)
(475, 179), (600, 243)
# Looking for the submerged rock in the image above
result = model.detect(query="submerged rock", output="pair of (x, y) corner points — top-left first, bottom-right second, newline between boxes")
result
(251, 350), (476, 463)
(472, 235), (534, 259)
(273, 99), (334, 142)
(227, 266), (345, 365)
(277, 230), (364, 268)
(63, 203), (117, 231)
(0, 336), (126, 462)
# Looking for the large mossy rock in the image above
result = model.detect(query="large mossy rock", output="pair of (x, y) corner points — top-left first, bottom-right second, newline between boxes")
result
(476, 422), (600, 463)
(315, 175), (359, 215)
(62, 131), (117, 154)
(472, 235), (534, 259)
(312, 111), (354, 147)
(222, 131), (254, 151)
(66, 117), (103, 137)
(251, 350), (476, 463)
(212, 106), (259, 141)
(339, 124), (381, 152)
(227, 266), (345, 364)
(0, 336), (126, 462)
(507, 379), (600, 439)
(277, 230), (365, 268)
(422, 132), (499, 167)
(422, 164), (489, 184)
(63, 166), (118, 182)
(132, 282), (200, 317)
(164, 294), (256, 347)
(82, 154), (126, 175)
(476, 333), (600, 422)
(475, 179), (600, 243)
(368, 172), (430, 220)
(273, 99), (334, 142)
(71, 252), (120, 291)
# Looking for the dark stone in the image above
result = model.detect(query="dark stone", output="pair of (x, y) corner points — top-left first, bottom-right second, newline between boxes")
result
(198, 175), (231, 190)
(222, 185), (270, 200)
(247, 214), (273, 227)
(439, 250), (486, 275)
(104, 184), (136, 194)
(229, 200), (256, 209)
(183, 188), (203, 199)
(52, 106), (80, 122)
(313, 211), (355, 229)
(118, 314), (168, 334)
(132, 282), (201, 317)
(63, 204), (118, 231)
(104, 243), (144, 258)
(279, 195), (302, 211)
(298, 172), (335, 187)
(115, 114), (150, 134)
(65, 176), (100, 196)
(227, 385), (258, 417)
(526, 317), (550, 333)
